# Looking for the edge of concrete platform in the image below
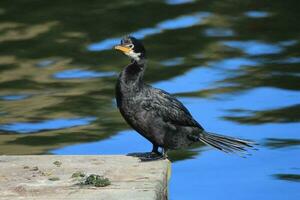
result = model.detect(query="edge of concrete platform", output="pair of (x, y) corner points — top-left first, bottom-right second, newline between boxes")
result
(0, 155), (171, 200)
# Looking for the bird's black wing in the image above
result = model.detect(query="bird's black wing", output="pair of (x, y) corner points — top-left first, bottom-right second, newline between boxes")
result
(143, 87), (203, 129)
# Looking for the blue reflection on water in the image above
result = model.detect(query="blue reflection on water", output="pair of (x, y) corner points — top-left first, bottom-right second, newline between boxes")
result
(87, 12), (211, 51)
(220, 88), (300, 113)
(53, 69), (116, 79)
(157, 12), (210, 30)
(132, 28), (161, 39)
(208, 57), (259, 70)
(88, 38), (120, 51)
(178, 94), (300, 135)
(165, 0), (194, 5)
(244, 11), (270, 18)
(223, 40), (283, 55)
(153, 66), (223, 93)
(278, 40), (298, 47)
(0, 117), (96, 134)
(204, 27), (234, 37)
(0, 94), (29, 101)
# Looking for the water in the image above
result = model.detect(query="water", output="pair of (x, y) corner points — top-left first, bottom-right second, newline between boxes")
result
(0, 0), (300, 199)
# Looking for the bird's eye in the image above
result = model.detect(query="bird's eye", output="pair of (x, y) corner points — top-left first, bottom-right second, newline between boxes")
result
(127, 44), (134, 49)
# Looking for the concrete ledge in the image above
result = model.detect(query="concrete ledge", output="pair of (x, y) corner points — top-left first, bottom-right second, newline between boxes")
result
(0, 155), (170, 200)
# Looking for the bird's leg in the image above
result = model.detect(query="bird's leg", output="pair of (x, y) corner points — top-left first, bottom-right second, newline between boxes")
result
(151, 145), (161, 155)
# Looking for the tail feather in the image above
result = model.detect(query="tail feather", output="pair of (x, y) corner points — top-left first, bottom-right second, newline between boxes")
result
(204, 137), (246, 152)
(199, 131), (255, 155)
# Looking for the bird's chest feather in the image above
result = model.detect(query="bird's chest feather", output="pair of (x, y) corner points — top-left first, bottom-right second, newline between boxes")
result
(118, 89), (147, 118)
(116, 83), (153, 125)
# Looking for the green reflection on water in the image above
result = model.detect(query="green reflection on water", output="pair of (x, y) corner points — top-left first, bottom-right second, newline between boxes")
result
(273, 174), (300, 182)
(265, 138), (300, 149)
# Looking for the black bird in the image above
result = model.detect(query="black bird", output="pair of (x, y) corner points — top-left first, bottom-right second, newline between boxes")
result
(114, 36), (254, 160)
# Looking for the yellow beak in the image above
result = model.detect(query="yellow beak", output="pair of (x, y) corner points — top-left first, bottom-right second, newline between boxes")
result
(114, 45), (131, 53)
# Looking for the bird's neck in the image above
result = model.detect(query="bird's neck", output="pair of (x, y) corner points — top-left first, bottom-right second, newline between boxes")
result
(120, 59), (146, 87)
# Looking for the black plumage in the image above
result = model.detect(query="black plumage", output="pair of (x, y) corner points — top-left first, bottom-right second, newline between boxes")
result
(114, 36), (254, 160)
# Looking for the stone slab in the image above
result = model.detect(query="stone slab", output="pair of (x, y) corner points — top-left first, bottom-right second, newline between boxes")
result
(0, 155), (170, 200)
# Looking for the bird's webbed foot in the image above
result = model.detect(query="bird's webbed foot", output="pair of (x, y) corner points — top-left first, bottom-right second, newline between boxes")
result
(127, 152), (158, 157)
(127, 151), (163, 161)
(127, 146), (168, 162)
(139, 151), (164, 162)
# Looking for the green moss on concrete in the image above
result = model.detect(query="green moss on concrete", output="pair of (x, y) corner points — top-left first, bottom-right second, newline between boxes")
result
(53, 161), (62, 167)
(82, 174), (111, 187)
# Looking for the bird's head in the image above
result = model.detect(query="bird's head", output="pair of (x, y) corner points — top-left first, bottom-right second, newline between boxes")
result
(114, 36), (146, 62)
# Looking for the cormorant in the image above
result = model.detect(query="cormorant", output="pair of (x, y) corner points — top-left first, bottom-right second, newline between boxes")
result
(114, 36), (254, 160)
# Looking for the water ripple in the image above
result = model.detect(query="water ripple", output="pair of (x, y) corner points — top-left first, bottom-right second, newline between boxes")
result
(244, 11), (270, 18)
(208, 57), (259, 70)
(0, 94), (30, 101)
(157, 12), (210, 30)
(53, 69), (116, 79)
(153, 66), (223, 94)
(223, 40), (283, 56)
(204, 28), (234, 37)
(0, 117), (96, 134)
(87, 38), (120, 52)
(223, 87), (300, 111)
(165, 0), (194, 5)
